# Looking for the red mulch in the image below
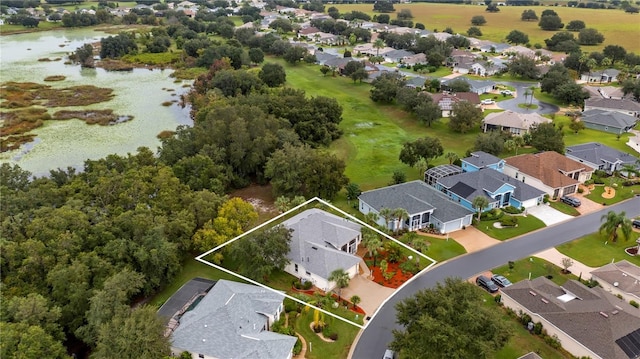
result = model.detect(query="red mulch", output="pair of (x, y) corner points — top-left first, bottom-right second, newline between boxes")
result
(290, 287), (366, 315)
(369, 260), (413, 289)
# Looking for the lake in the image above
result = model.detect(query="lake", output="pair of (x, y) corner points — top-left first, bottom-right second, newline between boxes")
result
(0, 28), (193, 176)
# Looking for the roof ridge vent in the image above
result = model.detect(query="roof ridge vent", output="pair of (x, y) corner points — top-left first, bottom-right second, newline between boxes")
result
(599, 311), (609, 318)
(529, 291), (537, 296)
(541, 298), (549, 304)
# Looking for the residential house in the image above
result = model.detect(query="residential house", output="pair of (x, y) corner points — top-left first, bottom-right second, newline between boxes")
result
(504, 45), (537, 58)
(383, 49), (415, 64)
(424, 164), (464, 186)
(435, 168), (545, 211)
(297, 26), (320, 40)
(584, 98), (640, 118)
(591, 260), (640, 304)
(469, 60), (506, 77)
(430, 32), (453, 42)
(452, 57), (475, 75)
(585, 85), (629, 100)
(170, 279), (297, 359)
(580, 109), (638, 135)
(482, 110), (552, 135)
(479, 42), (510, 53)
(358, 180), (474, 233)
(503, 151), (593, 198)
(404, 76), (427, 89)
(581, 68), (621, 83)
(403, 53), (427, 66)
(565, 142), (639, 174)
(447, 49), (476, 67)
(441, 76), (495, 94)
(501, 277), (640, 359)
(429, 92), (480, 117)
(281, 209), (362, 292)
(461, 151), (505, 172)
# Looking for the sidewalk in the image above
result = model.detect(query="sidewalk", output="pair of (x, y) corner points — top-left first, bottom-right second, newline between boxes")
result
(534, 247), (597, 278)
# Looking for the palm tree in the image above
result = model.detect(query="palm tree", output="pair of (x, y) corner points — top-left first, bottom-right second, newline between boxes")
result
(620, 164), (639, 178)
(599, 210), (633, 243)
(361, 228), (383, 266)
(350, 295), (361, 310)
(392, 208), (410, 232)
(373, 38), (385, 56)
(445, 152), (459, 165)
(586, 58), (597, 81)
(512, 136), (525, 155)
(472, 196), (490, 222)
(577, 52), (589, 77)
(328, 268), (350, 301)
(364, 212), (380, 226)
(379, 207), (394, 230)
(528, 86), (536, 106)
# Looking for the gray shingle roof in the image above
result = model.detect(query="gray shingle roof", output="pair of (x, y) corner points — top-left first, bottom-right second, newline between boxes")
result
(282, 209), (361, 279)
(585, 98), (640, 113)
(581, 109), (638, 130)
(591, 260), (640, 301)
(437, 168), (545, 203)
(502, 277), (640, 359)
(358, 180), (473, 223)
(566, 142), (639, 169)
(171, 280), (296, 359)
(462, 151), (502, 169)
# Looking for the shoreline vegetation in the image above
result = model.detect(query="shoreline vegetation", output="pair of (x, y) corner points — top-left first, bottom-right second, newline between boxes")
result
(0, 81), (133, 152)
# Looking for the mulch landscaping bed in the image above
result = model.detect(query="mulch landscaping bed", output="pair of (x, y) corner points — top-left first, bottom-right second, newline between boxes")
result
(369, 260), (413, 289)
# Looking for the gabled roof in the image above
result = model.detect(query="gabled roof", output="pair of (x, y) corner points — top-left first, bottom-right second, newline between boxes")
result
(504, 152), (587, 188)
(172, 280), (296, 359)
(482, 110), (551, 131)
(462, 151), (503, 169)
(282, 209), (361, 279)
(438, 168), (545, 202)
(383, 49), (414, 59)
(429, 92), (480, 110)
(359, 180), (473, 222)
(581, 109), (638, 129)
(442, 76), (495, 92)
(591, 260), (640, 301)
(502, 277), (640, 359)
(585, 98), (640, 112)
(566, 142), (639, 169)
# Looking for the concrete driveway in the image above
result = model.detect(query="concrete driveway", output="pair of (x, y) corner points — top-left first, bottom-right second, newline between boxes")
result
(340, 275), (395, 317)
(526, 204), (573, 226)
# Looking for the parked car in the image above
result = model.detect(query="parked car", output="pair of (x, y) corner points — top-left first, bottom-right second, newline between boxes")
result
(633, 219), (640, 229)
(383, 349), (397, 359)
(481, 99), (495, 105)
(491, 274), (512, 288)
(500, 90), (513, 96)
(560, 196), (581, 207)
(476, 275), (499, 293)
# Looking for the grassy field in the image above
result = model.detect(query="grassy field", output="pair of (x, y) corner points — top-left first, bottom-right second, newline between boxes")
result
(548, 200), (581, 216)
(271, 57), (482, 189)
(476, 215), (546, 240)
(292, 307), (362, 359)
(585, 181), (640, 205)
(556, 231), (640, 267)
(550, 114), (637, 153)
(333, 3), (640, 53)
(492, 257), (578, 285)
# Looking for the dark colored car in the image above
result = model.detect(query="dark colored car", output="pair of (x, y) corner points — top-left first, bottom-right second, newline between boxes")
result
(633, 219), (640, 229)
(476, 275), (499, 293)
(561, 196), (581, 207)
(491, 274), (513, 288)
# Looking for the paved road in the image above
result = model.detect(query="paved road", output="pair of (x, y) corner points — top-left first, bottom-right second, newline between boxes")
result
(352, 197), (640, 359)
(497, 81), (559, 114)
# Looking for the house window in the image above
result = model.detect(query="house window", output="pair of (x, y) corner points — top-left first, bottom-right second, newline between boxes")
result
(515, 173), (518, 179)
(306, 271), (311, 276)
(294, 264), (298, 272)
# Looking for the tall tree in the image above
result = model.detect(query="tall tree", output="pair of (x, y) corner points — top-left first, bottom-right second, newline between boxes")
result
(599, 211), (633, 243)
(603, 45), (627, 66)
(505, 30), (529, 45)
(507, 54), (539, 79)
(538, 14), (564, 31)
(345, 183), (362, 205)
(448, 101), (483, 133)
(521, 9), (538, 21)
(565, 20), (586, 31)
(471, 15), (486, 26)
(259, 63), (286, 87)
(390, 277), (510, 358)
(529, 122), (564, 153)
(328, 268), (350, 301)
(1, 322), (68, 359)
(414, 99), (441, 127)
(399, 137), (444, 168)
(361, 228), (383, 266)
(230, 225), (292, 281)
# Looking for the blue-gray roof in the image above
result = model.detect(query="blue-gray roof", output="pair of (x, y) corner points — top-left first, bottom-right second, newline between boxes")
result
(566, 142), (639, 168)
(581, 109), (638, 129)
(438, 168), (545, 203)
(462, 151), (503, 169)
(283, 209), (361, 279)
(442, 76), (495, 92)
(172, 280), (296, 359)
(359, 180), (473, 223)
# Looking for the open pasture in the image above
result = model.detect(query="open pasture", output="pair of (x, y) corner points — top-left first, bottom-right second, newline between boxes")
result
(333, 3), (640, 53)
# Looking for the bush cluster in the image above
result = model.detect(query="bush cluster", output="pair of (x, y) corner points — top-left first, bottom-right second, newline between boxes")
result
(481, 209), (504, 221)
(500, 215), (518, 227)
(502, 206), (523, 214)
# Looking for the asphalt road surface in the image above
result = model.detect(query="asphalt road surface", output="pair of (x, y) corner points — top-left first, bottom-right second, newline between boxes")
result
(352, 197), (640, 359)
(497, 81), (559, 114)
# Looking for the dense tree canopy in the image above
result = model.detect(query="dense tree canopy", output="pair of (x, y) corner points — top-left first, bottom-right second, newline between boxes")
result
(578, 28), (605, 45)
(449, 101), (483, 133)
(538, 14), (564, 30)
(529, 122), (565, 153)
(565, 19), (586, 31)
(521, 9), (538, 21)
(399, 136), (444, 167)
(390, 277), (510, 359)
(230, 225), (292, 281)
(505, 30), (529, 45)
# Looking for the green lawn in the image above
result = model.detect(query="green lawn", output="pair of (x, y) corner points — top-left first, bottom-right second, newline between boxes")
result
(492, 257), (579, 286)
(585, 182), (640, 205)
(550, 114), (637, 153)
(476, 215), (546, 241)
(292, 307), (362, 359)
(272, 58), (483, 189)
(148, 257), (243, 308)
(548, 200), (581, 216)
(421, 236), (467, 262)
(556, 231), (640, 267)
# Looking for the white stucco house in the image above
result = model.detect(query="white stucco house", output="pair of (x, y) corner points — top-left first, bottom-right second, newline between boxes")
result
(281, 209), (362, 292)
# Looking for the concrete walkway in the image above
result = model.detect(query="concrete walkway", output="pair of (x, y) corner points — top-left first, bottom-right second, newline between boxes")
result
(534, 247), (597, 278)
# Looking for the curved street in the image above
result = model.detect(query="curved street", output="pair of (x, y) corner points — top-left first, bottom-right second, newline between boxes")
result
(497, 81), (559, 114)
(351, 197), (640, 359)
